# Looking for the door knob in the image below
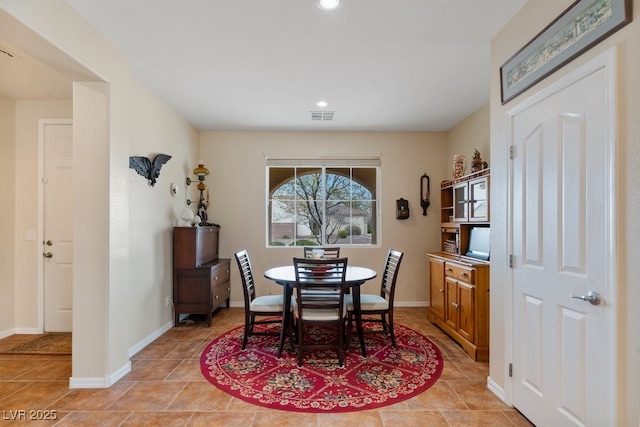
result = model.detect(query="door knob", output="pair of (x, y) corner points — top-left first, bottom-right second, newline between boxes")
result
(45, 240), (53, 246)
(43, 252), (53, 258)
(571, 291), (601, 306)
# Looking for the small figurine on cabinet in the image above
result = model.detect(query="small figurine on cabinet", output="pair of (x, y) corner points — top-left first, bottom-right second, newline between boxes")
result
(453, 154), (466, 179)
(471, 149), (484, 173)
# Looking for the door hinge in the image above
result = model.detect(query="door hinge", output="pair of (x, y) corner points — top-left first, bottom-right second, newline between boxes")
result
(509, 363), (513, 377)
(509, 145), (514, 159)
(41, 177), (48, 184)
(509, 254), (514, 268)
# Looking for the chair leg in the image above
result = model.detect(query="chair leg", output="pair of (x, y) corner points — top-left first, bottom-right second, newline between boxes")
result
(338, 320), (344, 367)
(242, 313), (252, 350)
(388, 312), (396, 347)
(297, 317), (304, 367)
(346, 313), (353, 348)
(288, 317), (296, 353)
(380, 314), (389, 332)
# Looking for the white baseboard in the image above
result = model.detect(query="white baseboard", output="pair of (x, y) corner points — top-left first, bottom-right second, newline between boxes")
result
(129, 320), (174, 358)
(230, 301), (429, 308)
(13, 327), (40, 334)
(395, 301), (429, 307)
(68, 320), (171, 389)
(487, 376), (508, 404)
(0, 328), (15, 339)
(69, 361), (131, 389)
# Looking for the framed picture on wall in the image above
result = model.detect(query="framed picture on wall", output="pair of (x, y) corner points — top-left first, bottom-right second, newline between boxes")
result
(500, 0), (632, 104)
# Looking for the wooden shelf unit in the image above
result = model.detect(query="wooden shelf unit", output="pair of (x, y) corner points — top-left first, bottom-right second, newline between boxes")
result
(429, 168), (490, 361)
(439, 169), (490, 256)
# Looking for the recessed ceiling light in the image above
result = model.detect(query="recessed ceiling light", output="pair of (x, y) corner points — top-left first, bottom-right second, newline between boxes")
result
(316, 100), (329, 107)
(317, 0), (341, 11)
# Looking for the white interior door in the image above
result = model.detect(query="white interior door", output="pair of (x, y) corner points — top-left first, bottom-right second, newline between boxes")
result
(509, 50), (616, 426)
(43, 121), (73, 332)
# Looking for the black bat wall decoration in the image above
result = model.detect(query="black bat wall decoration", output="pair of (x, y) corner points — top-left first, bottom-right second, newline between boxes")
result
(129, 154), (172, 187)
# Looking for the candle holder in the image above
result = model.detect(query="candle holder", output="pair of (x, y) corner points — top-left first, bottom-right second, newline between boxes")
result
(186, 164), (213, 226)
(420, 173), (430, 216)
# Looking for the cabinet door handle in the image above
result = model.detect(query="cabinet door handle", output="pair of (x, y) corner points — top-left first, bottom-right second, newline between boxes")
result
(451, 302), (459, 308)
(439, 289), (444, 293)
(446, 268), (453, 273)
(461, 272), (469, 277)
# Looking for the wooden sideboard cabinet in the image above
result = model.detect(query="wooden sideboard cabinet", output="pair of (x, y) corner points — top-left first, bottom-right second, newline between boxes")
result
(173, 226), (230, 326)
(427, 252), (489, 361)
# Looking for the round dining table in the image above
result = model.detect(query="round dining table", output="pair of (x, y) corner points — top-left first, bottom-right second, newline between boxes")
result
(264, 265), (377, 358)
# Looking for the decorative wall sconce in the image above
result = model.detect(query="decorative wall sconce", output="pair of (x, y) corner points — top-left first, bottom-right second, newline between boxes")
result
(186, 163), (213, 225)
(420, 173), (431, 216)
(396, 198), (410, 220)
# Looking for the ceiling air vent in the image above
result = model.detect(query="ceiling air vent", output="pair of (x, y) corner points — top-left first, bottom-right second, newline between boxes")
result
(310, 111), (335, 121)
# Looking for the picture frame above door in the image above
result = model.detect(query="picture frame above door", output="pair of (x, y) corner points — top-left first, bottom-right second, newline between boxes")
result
(500, 0), (631, 104)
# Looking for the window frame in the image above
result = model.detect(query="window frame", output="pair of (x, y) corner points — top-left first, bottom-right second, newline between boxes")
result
(265, 156), (381, 248)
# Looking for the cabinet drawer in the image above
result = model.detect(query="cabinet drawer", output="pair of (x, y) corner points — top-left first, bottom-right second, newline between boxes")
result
(212, 280), (230, 305)
(445, 263), (474, 283)
(210, 264), (230, 287)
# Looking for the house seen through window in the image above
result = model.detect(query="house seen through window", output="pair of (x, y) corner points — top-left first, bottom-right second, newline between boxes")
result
(267, 160), (379, 247)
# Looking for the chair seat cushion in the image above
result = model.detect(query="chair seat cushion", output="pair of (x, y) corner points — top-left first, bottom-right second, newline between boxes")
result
(293, 307), (342, 321)
(292, 301), (345, 321)
(250, 295), (285, 312)
(345, 294), (389, 311)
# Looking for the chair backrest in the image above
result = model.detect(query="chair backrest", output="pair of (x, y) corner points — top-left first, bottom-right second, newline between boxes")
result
(293, 257), (348, 314)
(303, 246), (341, 259)
(235, 250), (256, 308)
(380, 249), (404, 304)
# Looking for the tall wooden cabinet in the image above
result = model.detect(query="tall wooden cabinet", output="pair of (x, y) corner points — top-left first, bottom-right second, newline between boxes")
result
(173, 226), (230, 326)
(428, 168), (490, 361)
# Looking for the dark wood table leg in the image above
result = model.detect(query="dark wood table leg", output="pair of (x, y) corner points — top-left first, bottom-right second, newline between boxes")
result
(278, 283), (292, 358)
(352, 285), (367, 357)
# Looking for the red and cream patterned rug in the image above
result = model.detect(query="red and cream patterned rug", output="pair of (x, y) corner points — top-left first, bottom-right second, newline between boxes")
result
(200, 321), (443, 413)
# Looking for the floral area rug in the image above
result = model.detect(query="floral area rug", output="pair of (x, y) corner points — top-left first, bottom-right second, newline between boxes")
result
(200, 321), (443, 413)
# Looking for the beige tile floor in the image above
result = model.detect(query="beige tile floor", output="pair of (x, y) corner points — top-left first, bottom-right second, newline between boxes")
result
(0, 307), (534, 426)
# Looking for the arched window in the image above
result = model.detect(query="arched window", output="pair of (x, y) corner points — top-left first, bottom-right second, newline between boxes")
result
(267, 158), (379, 247)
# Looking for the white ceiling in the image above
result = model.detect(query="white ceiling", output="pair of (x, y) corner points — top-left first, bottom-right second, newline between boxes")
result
(1, 1), (526, 132)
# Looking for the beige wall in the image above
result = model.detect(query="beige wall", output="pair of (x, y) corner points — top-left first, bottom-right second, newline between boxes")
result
(446, 103), (490, 177)
(0, 0), (200, 384)
(491, 0), (640, 425)
(0, 93), (15, 334)
(127, 81), (200, 340)
(200, 131), (448, 305)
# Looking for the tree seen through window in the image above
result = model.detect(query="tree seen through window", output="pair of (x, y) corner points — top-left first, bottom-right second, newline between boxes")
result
(268, 166), (378, 246)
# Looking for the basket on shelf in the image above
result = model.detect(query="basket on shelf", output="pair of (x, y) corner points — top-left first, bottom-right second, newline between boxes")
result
(444, 239), (458, 254)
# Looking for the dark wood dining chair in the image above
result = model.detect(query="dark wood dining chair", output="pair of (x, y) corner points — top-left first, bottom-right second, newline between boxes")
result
(293, 257), (348, 367)
(303, 246), (340, 259)
(235, 250), (289, 350)
(302, 247), (343, 293)
(346, 249), (404, 347)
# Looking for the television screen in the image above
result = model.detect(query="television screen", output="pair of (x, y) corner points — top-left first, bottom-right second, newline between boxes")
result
(465, 227), (490, 261)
